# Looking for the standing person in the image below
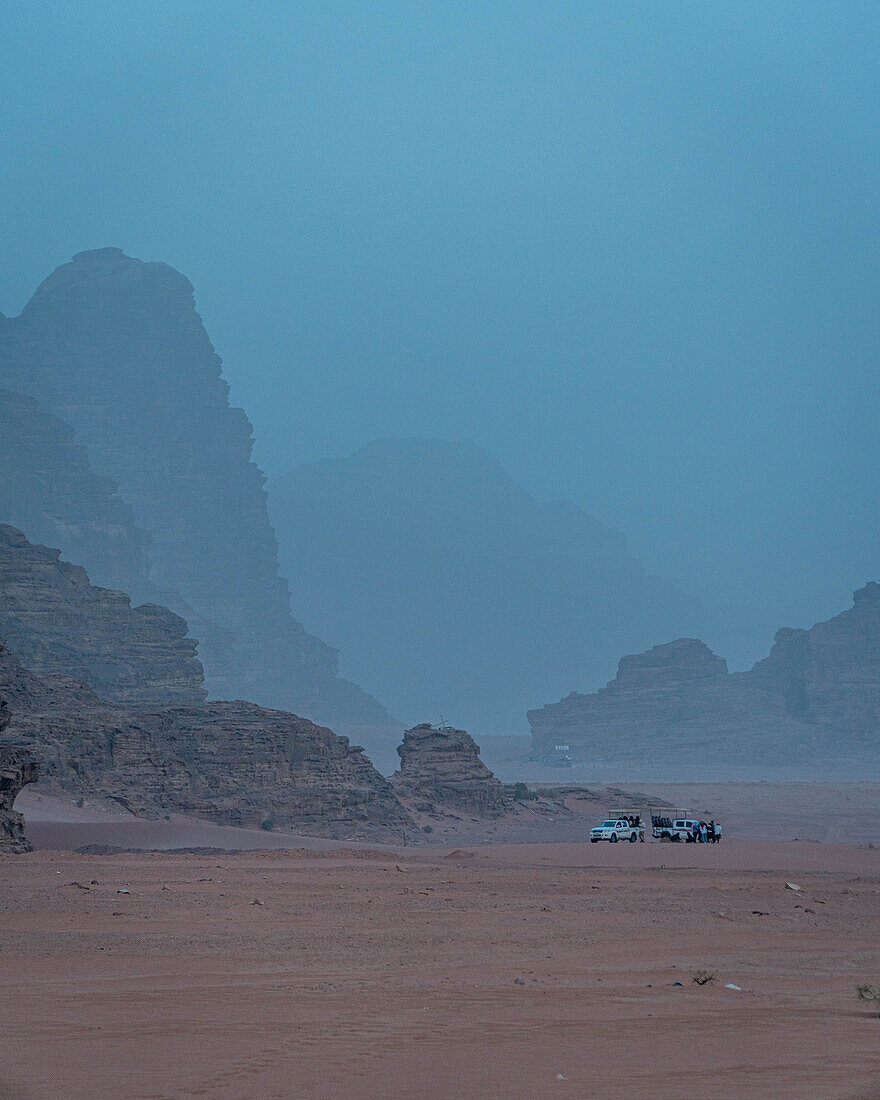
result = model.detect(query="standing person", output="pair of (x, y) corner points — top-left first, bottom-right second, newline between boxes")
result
(708, 820), (716, 843)
(691, 821), (700, 843)
(699, 821), (708, 843)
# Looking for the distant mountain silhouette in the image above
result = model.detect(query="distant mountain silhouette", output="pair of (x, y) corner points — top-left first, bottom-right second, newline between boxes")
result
(270, 438), (705, 735)
(0, 249), (391, 731)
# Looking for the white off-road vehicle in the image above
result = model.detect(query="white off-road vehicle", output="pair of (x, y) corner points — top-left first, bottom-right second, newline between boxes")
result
(589, 818), (644, 843)
(651, 812), (723, 843)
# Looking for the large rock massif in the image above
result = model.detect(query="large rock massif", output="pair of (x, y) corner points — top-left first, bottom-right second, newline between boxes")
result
(0, 249), (390, 733)
(392, 723), (510, 817)
(529, 584), (880, 770)
(0, 638), (410, 841)
(0, 527), (409, 840)
(0, 525), (204, 706)
(270, 438), (703, 736)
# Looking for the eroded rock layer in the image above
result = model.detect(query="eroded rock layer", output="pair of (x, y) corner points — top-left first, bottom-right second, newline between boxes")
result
(0, 525), (205, 705)
(529, 585), (880, 769)
(0, 387), (154, 601)
(0, 673), (39, 853)
(0, 740), (38, 853)
(392, 723), (509, 817)
(0, 641), (410, 840)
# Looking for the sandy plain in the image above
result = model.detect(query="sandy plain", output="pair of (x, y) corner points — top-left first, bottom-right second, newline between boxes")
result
(2, 833), (880, 1100)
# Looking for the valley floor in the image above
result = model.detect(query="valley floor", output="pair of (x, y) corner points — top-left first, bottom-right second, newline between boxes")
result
(2, 839), (879, 1099)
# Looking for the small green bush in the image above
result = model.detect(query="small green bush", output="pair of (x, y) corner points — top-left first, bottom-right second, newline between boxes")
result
(422, 824), (433, 833)
(508, 782), (537, 802)
(260, 817), (275, 832)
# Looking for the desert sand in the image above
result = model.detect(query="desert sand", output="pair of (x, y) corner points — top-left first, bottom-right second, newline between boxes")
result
(2, 836), (879, 1099)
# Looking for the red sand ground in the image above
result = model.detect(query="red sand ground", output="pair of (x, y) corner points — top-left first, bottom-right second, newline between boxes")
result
(2, 838), (879, 1099)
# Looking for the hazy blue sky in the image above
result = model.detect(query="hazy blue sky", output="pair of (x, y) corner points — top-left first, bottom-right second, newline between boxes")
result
(2, 1), (878, 665)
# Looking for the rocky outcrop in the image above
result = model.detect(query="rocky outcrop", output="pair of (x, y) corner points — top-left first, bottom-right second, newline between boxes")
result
(0, 739), (39, 853)
(0, 387), (155, 601)
(749, 582), (880, 733)
(0, 525), (205, 705)
(0, 669), (39, 853)
(392, 723), (510, 816)
(270, 438), (703, 737)
(0, 248), (390, 731)
(0, 639), (411, 840)
(98, 703), (410, 835)
(529, 585), (880, 769)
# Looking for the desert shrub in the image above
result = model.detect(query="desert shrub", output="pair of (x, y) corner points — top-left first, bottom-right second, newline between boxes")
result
(422, 824), (433, 833)
(856, 984), (880, 1014)
(260, 816), (275, 831)
(507, 782), (538, 802)
(692, 970), (716, 986)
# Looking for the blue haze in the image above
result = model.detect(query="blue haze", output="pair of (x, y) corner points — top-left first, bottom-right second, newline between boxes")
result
(1, 1), (878, 671)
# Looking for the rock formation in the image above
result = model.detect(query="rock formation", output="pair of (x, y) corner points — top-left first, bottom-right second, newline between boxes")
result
(392, 723), (510, 816)
(0, 638), (411, 840)
(0, 739), (38, 853)
(0, 525), (205, 705)
(1, 646), (40, 854)
(0, 248), (391, 733)
(749, 581), (880, 734)
(0, 387), (154, 601)
(269, 438), (703, 736)
(529, 584), (880, 770)
(0, 672), (39, 852)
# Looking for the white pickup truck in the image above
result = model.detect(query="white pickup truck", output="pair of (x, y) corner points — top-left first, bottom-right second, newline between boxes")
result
(589, 818), (644, 843)
(651, 813), (723, 843)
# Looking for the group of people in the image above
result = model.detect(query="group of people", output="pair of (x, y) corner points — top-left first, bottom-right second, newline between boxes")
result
(690, 820), (721, 843)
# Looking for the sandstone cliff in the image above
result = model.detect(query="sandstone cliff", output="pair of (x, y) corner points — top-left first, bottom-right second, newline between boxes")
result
(528, 585), (880, 770)
(0, 739), (38, 853)
(0, 639), (410, 840)
(0, 651), (40, 853)
(0, 525), (205, 705)
(0, 248), (390, 731)
(0, 387), (154, 601)
(392, 723), (510, 817)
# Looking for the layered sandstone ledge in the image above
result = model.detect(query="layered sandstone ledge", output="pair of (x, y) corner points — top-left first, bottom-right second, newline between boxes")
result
(0, 524), (205, 706)
(392, 723), (510, 817)
(529, 584), (880, 768)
